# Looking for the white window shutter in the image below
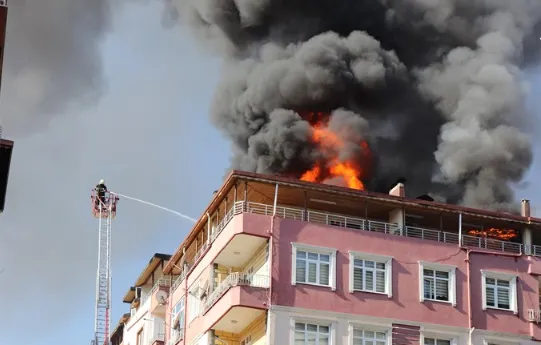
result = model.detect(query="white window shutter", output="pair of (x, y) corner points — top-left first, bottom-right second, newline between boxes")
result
(511, 276), (518, 314)
(419, 264), (425, 302)
(386, 259), (393, 298)
(331, 250), (337, 291)
(349, 253), (354, 293)
(481, 273), (487, 310)
(291, 246), (297, 286)
(450, 267), (457, 307)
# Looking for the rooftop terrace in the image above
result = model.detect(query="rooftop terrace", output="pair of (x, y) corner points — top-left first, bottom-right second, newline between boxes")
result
(163, 171), (541, 275)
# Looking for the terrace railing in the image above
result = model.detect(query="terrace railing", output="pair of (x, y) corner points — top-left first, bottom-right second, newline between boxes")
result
(172, 199), (535, 296)
(202, 273), (269, 314)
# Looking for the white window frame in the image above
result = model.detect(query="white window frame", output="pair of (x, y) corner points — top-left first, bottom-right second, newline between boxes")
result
(291, 243), (337, 291)
(421, 334), (457, 345)
(290, 317), (335, 345)
(170, 297), (185, 338)
(481, 270), (518, 314)
(187, 285), (202, 323)
(419, 261), (457, 306)
(348, 322), (392, 345)
(348, 251), (393, 297)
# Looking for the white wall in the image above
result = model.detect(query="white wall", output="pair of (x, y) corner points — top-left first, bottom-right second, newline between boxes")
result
(270, 306), (536, 345)
(190, 331), (209, 345)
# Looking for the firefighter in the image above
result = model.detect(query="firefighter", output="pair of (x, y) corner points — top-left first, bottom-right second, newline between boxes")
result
(95, 179), (108, 209)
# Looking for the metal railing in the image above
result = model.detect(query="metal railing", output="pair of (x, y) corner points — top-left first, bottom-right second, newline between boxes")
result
(172, 200), (535, 298)
(171, 271), (187, 291)
(167, 330), (184, 345)
(210, 201), (245, 242)
(245, 201), (526, 255)
(148, 333), (165, 345)
(461, 235), (522, 254)
(203, 273), (269, 314)
(193, 242), (209, 263)
(151, 277), (172, 294)
(171, 202), (243, 294)
(526, 245), (541, 257)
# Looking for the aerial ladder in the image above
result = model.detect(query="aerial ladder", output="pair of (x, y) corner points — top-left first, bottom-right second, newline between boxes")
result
(91, 183), (119, 345)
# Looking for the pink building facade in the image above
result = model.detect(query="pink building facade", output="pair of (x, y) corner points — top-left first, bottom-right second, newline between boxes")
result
(116, 171), (541, 345)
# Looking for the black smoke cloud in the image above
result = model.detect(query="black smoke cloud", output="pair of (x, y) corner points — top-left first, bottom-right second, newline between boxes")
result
(170, 0), (541, 211)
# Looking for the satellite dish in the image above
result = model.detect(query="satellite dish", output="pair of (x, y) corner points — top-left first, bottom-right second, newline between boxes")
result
(155, 290), (168, 305)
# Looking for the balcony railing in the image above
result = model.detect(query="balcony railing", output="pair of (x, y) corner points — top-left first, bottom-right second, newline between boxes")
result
(245, 201), (527, 256)
(172, 199), (538, 297)
(145, 317), (166, 345)
(148, 333), (165, 345)
(528, 309), (541, 322)
(151, 277), (172, 293)
(167, 329), (184, 345)
(171, 271), (187, 292)
(202, 273), (269, 314)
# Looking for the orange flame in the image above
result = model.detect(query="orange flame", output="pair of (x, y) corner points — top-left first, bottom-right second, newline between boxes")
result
(299, 112), (370, 190)
(467, 228), (518, 241)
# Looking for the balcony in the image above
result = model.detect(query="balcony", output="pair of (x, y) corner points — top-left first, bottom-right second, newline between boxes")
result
(528, 309), (541, 322)
(213, 313), (266, 344)
(126, 294), (151, 330)
(184, 200), (526, 259)
(150, 278), (171, 317)
(241, 201), (525, 256)
(145, 317), (166, 345)
(214, 233), (268, 270)
(203, 272), (269, 314)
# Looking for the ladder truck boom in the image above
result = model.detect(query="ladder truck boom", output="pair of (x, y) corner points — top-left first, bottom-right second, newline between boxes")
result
(91, 182), (118, 345)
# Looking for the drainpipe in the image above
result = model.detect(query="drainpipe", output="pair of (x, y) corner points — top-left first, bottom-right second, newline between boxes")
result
(458, 213), (462, 246)
(266, 183), (279, 345)
(465, 249), (473, 345)
(182, 249), (188, 343)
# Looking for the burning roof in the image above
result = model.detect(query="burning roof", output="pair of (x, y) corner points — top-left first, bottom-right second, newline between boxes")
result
(299, 111), (371, 190)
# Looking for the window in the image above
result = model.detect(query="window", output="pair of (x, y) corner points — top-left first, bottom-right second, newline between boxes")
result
(349, 251), (393, 297)
(351, 327), (387, 345)
(241, 335), (252, 345)
(419, 262), (456, 306)
(136, 328), (144, 345)
(481, 270), (518, 314)
(424, 338), (452, 345)
(291, 243), (337, 290)
(188, 285), (202, 322)
(294, 322), (331, 345)
(170, 297), (185, 341)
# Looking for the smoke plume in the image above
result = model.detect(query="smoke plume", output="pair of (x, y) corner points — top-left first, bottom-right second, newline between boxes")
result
(171, 0), (541, 211)
(1, 1), (115, 135)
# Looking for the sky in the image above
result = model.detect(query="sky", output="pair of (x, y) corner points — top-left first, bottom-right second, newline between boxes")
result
(0, 2), (541, 345)
(0, 2), (228, 344)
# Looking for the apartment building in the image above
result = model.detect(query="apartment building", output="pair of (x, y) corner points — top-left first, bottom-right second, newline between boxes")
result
(111, 314), (130, 345)
(114, 170), (541, 345)
(121, 253), (173, 345)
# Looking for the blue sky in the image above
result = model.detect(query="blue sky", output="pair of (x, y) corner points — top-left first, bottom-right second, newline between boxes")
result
(0, 2), (541, 345)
